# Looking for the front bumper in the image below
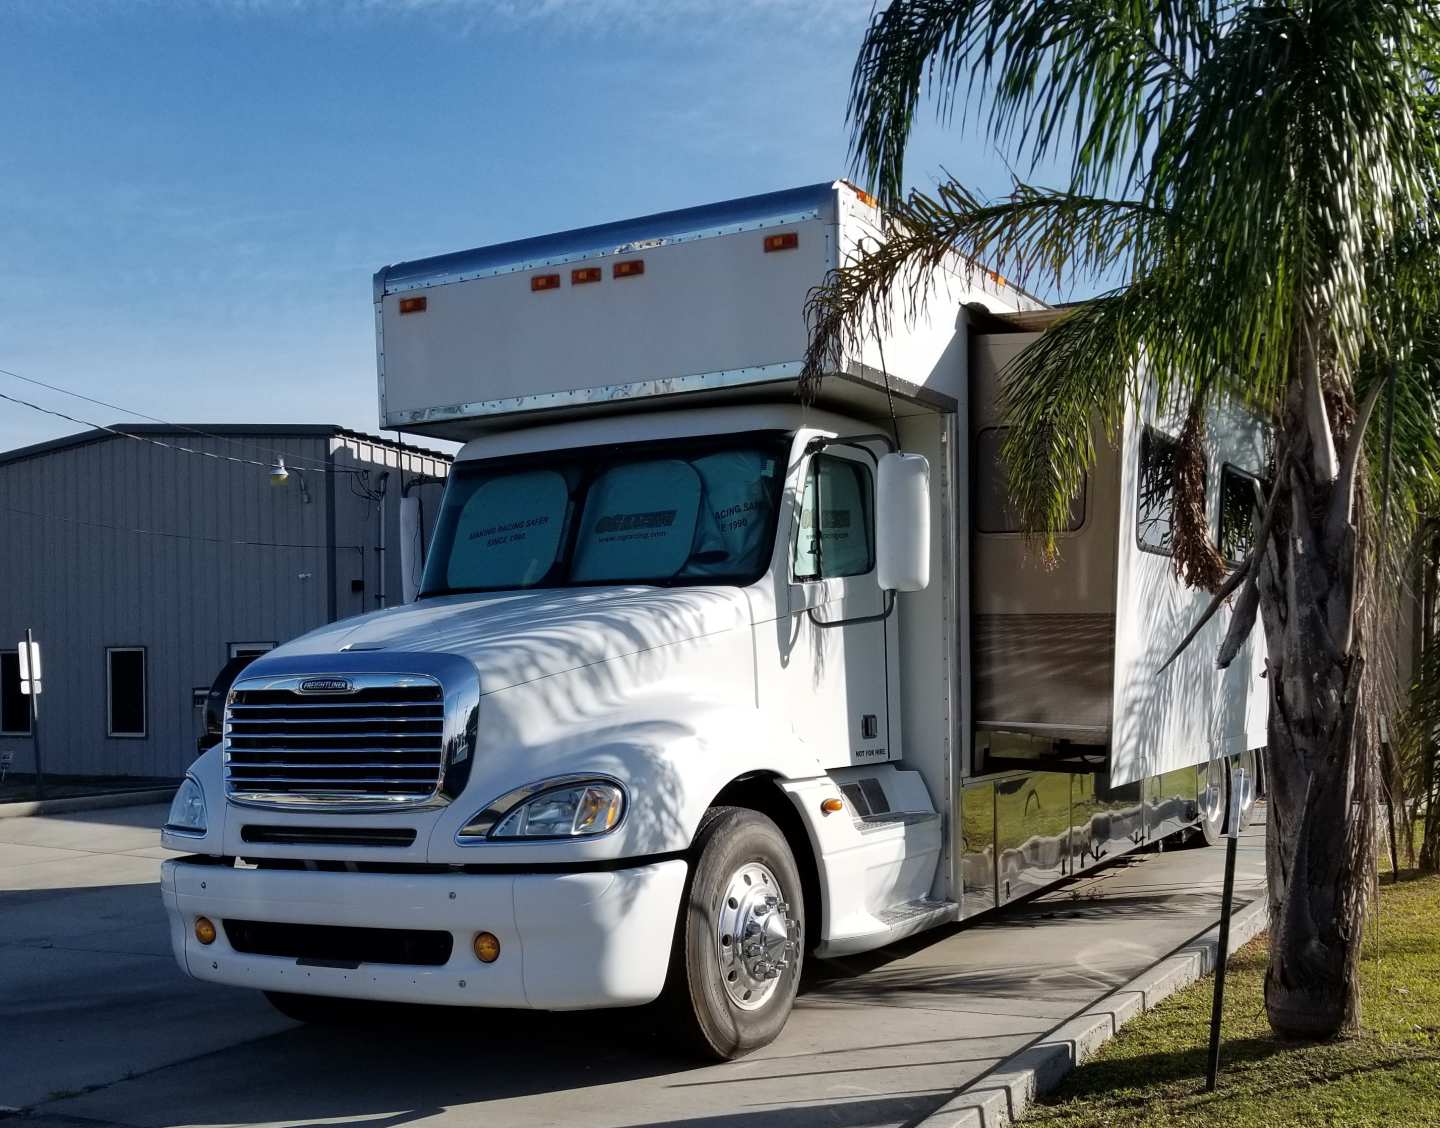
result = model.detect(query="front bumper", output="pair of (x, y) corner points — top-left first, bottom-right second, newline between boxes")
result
(161, 857), (687, 1010)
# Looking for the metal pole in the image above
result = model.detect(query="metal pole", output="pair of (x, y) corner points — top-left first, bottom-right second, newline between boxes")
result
(1205, 764), (1244, 1091)
(26, 627), (44, 801)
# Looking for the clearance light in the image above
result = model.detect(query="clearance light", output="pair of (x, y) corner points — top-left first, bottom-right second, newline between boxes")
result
(820, 798), (844, 815)
(195, 916), (217, 945)
(473, 932), (501, 963)
(531, 273), (562, 292)
(613, 259), (645, 278)
(764, 232), (799, 253)
(853, 186), (878, 208)
(398, 296), (428, 315)
(571, 266), (602, 285)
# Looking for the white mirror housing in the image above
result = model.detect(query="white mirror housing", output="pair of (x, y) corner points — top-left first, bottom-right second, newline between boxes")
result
(876, 452), (931, 592)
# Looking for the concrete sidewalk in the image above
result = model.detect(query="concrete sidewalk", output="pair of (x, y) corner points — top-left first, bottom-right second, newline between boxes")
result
(3, 805), (1266, 1128)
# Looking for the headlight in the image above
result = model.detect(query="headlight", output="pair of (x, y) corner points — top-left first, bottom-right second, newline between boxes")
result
(463, 778), (626, 840)
(166, 775), (208, 836)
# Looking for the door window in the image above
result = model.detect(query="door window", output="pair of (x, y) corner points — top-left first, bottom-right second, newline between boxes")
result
(793, 455), (875, 580)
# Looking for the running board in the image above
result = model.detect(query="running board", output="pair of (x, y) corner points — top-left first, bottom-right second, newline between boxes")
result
(816, 898), (959, 958)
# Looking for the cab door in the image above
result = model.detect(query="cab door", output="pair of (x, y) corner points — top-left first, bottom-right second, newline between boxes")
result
(783, 443), (892, 768)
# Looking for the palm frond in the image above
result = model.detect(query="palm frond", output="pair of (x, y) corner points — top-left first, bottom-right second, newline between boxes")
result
(849, 0), (1221, 205)
(801, 178), (1161, 399)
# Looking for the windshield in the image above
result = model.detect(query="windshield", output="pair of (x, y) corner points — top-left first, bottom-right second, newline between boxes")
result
(421, 433), (790, 595)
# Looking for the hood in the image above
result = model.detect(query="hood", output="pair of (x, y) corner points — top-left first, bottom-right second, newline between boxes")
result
(264, 585), (753, 694)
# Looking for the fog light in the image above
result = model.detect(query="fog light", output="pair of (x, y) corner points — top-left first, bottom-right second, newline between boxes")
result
(195, 916), (217, 945)
(473, 931), (501, 963)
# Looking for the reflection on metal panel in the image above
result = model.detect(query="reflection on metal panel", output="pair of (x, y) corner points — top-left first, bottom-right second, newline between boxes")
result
(996, 773), (1070, 904)
(959, 781), (996, 918)
(1146, 766), (1199, 841)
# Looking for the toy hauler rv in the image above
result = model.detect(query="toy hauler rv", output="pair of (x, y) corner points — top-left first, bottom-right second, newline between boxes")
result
(160, 181), (1264, 1058)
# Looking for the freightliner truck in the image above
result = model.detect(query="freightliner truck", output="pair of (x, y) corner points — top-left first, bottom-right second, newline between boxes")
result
(161, 180), (1264, 1058)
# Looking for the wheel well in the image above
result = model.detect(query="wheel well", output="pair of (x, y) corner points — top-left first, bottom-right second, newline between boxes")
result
(710, 774), (822, 949)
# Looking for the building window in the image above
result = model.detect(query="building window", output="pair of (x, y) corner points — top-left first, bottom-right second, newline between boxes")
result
(106, 647), (147, 738)
(228, 641), (276, 660)
(1218, 465), (1264, 564)
(1, 652), (32, 735)
(793, 455), (875, 580)
(974, 426), (1086, 534)
(1136, 427), (1183, 555)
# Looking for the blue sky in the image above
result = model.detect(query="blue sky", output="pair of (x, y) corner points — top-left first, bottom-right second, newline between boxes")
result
(0, 1), (1063, 454)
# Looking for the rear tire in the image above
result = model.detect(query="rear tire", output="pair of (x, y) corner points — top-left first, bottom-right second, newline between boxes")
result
(665, 806), (805, 1060)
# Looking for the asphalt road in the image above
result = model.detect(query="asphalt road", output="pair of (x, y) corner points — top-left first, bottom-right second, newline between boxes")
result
(0, 803), (1266, 1128)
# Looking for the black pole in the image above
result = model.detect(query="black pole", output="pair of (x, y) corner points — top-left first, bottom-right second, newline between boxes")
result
(1205, 769), (1241, 1091)
(25, 627), (44, 801)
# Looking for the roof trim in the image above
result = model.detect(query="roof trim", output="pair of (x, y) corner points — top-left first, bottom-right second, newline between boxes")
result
(0, 424), (452, 469)
(374, 181), (841, 297)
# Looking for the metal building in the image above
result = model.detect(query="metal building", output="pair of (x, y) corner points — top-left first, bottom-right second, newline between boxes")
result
(0, 424), (449, 781)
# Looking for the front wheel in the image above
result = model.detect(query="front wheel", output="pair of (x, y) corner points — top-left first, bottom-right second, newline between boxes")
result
(666, 806), (805, 1060)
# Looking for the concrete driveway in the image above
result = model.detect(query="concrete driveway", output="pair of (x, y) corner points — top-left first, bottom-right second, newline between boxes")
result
(1, 804), (1266, 1128)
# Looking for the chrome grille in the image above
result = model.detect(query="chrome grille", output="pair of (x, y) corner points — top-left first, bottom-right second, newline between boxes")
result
(225, 676), (446, 807)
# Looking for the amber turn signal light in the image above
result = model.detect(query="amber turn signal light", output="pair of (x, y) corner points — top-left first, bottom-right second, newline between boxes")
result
(473, 932), (501, 963)
(195, 916), (217, 945)
(820, 798), (844, 815)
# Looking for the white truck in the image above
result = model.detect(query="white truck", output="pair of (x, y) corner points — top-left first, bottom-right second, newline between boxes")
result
(161, 180), (1264, 1058)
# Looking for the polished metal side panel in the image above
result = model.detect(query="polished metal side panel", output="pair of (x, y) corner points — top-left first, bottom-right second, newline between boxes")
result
(959, 780), (996, 918)
(995, 772), (1070, 904)
(1146, 765), (1200, 841)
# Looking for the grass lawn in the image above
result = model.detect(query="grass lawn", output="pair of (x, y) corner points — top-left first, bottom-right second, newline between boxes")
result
(1026, 869), (1440, 1127)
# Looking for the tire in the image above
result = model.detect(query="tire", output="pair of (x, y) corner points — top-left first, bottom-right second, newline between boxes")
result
(1191, 752), (1259, 847)
(263, 990), (384, 1025)
(666, 806), (805, 1060)
(1193, 758), (1229, 848)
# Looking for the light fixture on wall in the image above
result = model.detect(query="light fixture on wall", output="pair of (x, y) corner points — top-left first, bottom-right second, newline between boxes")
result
(269, 458), (311, 503)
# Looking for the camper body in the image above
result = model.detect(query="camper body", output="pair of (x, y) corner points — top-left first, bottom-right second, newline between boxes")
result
(161, 181), (1265, 1056)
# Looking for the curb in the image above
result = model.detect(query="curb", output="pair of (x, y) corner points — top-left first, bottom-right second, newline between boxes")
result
(0, 787), (176, 820)
(918, 893), (1270, 1128)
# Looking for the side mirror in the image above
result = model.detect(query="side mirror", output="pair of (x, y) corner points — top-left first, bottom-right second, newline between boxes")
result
(876, 452), (931, 592)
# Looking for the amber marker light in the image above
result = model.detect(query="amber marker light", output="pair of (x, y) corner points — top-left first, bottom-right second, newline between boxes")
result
(820, 798), (844, 815)
(613, 259), (645, 278)
(531, 273), (562, 292)
(194, 916), (217, 945)
(571, 266), (602, 285)
(473, 932), (501, 963)
(398, 295), (428, 315)
(764, 232), (799, 253)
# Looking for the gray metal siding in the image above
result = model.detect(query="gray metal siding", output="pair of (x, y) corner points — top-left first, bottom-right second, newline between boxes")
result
(0, 429), (445, 779)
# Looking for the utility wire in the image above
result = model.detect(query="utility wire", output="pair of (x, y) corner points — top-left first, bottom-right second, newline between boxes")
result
(0, 501), (356, 550)
(0, 387), (404, 479)
(0, 365), (342, 474)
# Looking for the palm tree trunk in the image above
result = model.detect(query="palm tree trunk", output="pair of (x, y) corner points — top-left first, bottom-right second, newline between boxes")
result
(1256, 350), (1375, 1039)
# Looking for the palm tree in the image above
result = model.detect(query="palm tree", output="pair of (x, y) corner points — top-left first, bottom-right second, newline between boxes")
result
(804, 1), (1440, 1038)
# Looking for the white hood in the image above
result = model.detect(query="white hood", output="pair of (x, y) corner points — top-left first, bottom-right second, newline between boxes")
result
(268, 586), (753, 694)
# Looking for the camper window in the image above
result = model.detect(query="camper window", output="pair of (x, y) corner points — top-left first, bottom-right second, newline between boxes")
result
(1218, 465), (1263, 564)
(793, 455), (875, 580)
(1136, 427), (1184, 554)
(975, 427), (1086, 534)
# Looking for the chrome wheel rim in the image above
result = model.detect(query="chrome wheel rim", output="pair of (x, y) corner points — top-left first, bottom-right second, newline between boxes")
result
(715, 861), (800, 1010)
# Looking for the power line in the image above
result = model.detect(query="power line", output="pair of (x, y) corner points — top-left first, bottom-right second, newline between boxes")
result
(0, 501), (355, 550)
(0, 365), (341, 473)
(0, 387), (385, 479)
